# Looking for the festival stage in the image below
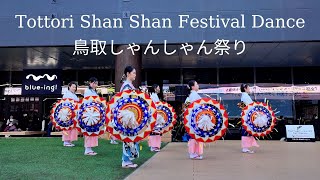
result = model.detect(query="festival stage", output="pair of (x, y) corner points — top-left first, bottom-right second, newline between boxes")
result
(126, 140), (320, 180)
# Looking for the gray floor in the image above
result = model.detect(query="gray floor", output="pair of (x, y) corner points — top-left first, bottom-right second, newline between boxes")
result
(126, 141), (320, 180)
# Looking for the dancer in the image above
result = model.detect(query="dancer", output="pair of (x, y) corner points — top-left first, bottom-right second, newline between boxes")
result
(148, 84), (162, 152)
(83, 77), (100, 156)
(61, 81), (79, 147)
(185, 80), (204, 160)
(119, 66), (140, 168)
(240, 83), (259, 153)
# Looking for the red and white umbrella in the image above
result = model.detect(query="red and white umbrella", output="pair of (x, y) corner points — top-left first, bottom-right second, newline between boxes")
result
(184, 98), (228, 143)
(241, 102), (276, 137)
(50, 98), (77, 131)
(154, 101), (177, 134)
(76, 96), (107, 136)
(106, 90), (157, 142)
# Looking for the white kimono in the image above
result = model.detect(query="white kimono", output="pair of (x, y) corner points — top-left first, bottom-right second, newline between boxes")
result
(150, 92), (160, 103)
(120, 80), (135, 92)
(187, 90), (201, 104)
(63, 90), (79, 101)
(185, 97), (190, 104)
(150, 92), (164, 132)
(241, 92), (253, 106)
(83, 88), (98, 98)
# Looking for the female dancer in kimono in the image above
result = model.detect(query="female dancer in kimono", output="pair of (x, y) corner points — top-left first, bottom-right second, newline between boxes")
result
(119, 65), (140, 168)
(83, 77), (100, 156)
(186, 80), (204, 160)
(240, 83), (259, 153)
(148, 84), (163, 152)
(61, 81), (79, 147)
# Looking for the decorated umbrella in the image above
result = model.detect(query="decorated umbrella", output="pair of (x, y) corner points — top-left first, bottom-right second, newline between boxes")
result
(106, 89), (157, 142)
(50, 98), (77, 131)
(184, 98), (229, 143)
(153, 101), (177, 134)
(241, 101), (277, 137)
(76, 96), (107, 136)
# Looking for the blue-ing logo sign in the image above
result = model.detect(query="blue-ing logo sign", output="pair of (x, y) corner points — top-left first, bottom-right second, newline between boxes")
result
(22, 69), (62, 95)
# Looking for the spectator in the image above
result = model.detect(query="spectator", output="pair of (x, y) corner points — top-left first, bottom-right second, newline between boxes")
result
(4, 115), (18, 132)
(312, 114), (320, 141)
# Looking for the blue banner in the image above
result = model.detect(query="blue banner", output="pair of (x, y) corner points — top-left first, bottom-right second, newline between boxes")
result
(22, 69), (62, 95)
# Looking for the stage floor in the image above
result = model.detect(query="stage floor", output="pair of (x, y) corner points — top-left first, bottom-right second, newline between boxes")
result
(126, 140), (320, 180)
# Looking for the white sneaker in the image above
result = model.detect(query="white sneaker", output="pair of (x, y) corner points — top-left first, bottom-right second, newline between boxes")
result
(195, 155), (203, 160)
(122, 162), (138, 168)
(64, 142), (75, 147)
(110, 140), (118, 144)
(84, 151), (97, 156)
(242, 149), (254, 154)
(189, 153), (197, 159)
